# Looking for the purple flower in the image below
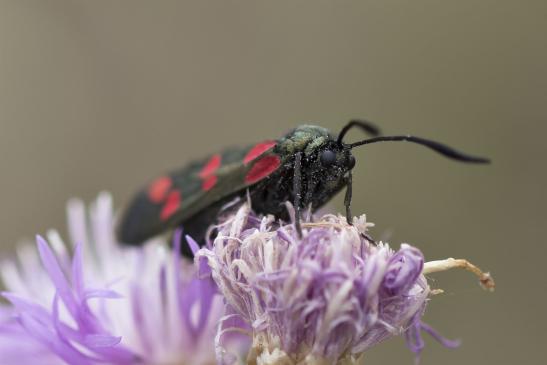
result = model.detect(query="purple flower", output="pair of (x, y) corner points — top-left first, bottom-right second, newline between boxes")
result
(0, 193), (243, 365)
(0, 193), (494, 365)
(197, 203), (493, 365)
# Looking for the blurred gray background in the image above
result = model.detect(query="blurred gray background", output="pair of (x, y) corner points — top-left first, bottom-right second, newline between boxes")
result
(0, 1), (545, 364)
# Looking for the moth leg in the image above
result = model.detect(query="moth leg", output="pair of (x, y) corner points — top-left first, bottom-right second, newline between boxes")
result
(343, 172), (375, 244)
(293, 152), (303, 237)
(361, 233), (376, 245)
(305, 203), (314, 222)
(304, 171), (317, 222)
(344, 170), (353, 225)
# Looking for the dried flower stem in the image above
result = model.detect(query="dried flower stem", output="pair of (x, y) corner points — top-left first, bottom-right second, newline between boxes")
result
(423, 258), (495, 291)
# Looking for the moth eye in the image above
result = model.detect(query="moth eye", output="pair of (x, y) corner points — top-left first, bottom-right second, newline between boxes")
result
(320, 150), (337, 167)
(347, 155), (356, 170)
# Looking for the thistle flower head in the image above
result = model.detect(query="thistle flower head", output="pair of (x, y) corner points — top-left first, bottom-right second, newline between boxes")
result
(0, 193), (235, 365)
(196, 203), (463, 365)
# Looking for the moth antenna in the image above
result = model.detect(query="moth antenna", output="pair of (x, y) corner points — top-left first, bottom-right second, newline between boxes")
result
(337, 119), (381, 145)
(349, 135), (490, 163)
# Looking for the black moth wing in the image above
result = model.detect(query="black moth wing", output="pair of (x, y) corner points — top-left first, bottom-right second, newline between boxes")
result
(117, 143), (281, 245)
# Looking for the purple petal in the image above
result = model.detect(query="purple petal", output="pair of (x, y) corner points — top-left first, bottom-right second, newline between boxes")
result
(420, 322), (461, 349)
(18, 312), (95, 365)
(383, 245), (424, 296)
(186, 234), (201, 255)
(83, 334), (122, 348)
(71, 242), (85, 300)
(84, 289), (123, 300)
(36, 236), (78, 318)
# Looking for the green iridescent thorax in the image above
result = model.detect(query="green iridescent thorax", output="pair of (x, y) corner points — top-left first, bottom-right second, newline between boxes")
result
(276, 125), (333, 156)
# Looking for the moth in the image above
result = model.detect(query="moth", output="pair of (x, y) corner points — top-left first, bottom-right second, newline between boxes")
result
(118, 120), (489, 256)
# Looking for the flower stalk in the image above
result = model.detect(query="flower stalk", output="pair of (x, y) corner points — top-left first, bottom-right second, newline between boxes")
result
(423, 258), (495, 291)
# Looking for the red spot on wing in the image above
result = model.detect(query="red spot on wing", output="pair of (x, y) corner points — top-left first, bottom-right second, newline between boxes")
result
(148, 176), (172, 203)
(198, 154), (222, 191)
(245, 155), (281, 184)
(202, 175), (218, 191)
(199, 154), (221, 178)
(244, 141), (277, 165)
(160, 190), (181, 221)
